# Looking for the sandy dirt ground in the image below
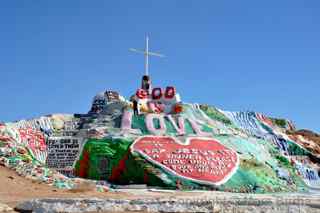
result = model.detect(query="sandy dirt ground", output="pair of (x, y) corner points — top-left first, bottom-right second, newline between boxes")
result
(0, 166), (194, 211)
(2, 165), (320, 212)
(0, 166), (135, 207)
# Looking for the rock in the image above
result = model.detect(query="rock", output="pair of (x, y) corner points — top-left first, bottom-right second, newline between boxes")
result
(17, 147), (27, 155)
(14, 196), (320, 213)
(112, 184), (148, 189)
(0, 203), (12, 212)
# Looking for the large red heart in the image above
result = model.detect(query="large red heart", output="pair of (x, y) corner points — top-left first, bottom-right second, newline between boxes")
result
(131, 136), (239, 185)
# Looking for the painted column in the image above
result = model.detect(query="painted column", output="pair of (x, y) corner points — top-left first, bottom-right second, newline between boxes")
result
(121, 110), (133, 130)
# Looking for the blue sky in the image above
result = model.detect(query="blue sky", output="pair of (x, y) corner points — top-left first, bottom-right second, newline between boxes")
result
(1, 1), (319, 132)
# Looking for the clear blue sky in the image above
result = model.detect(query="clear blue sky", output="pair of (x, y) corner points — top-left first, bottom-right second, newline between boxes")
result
(1, 1), (319, 132)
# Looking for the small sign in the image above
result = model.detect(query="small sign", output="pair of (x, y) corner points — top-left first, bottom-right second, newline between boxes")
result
(46, 136), (84, 176)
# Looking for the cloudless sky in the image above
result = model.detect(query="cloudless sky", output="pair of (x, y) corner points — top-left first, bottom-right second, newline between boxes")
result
(1, 1), (319, 132)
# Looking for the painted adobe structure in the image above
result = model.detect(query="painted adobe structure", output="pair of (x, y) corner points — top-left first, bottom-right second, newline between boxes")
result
(1, 75), (320, 193)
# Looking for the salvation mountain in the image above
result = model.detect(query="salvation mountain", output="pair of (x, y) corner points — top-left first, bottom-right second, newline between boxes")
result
(1, 86), (320, 193)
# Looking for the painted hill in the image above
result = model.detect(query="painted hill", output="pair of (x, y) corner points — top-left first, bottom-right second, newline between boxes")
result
(0, 90), (320, 194)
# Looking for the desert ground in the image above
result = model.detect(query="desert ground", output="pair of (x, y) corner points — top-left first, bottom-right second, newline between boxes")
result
(2, 165), (320, 212)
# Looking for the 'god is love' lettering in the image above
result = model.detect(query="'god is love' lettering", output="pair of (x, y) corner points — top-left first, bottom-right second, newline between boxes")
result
(131, 136), (239, 185)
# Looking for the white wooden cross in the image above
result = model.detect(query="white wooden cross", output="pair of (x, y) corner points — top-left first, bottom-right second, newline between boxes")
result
(130, 36), (165, 76)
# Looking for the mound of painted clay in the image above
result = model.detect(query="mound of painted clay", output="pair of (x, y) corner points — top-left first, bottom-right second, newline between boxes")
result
(0, 93), (319, 193)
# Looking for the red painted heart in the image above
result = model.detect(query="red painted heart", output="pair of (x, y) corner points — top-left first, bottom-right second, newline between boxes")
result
(131, 136), (239, 185)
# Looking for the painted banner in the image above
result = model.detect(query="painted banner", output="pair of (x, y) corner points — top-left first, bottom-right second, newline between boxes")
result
(131, 136), (239, 185)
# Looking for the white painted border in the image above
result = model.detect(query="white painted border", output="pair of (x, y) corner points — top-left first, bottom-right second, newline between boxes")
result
(130, 135), (239, 186)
